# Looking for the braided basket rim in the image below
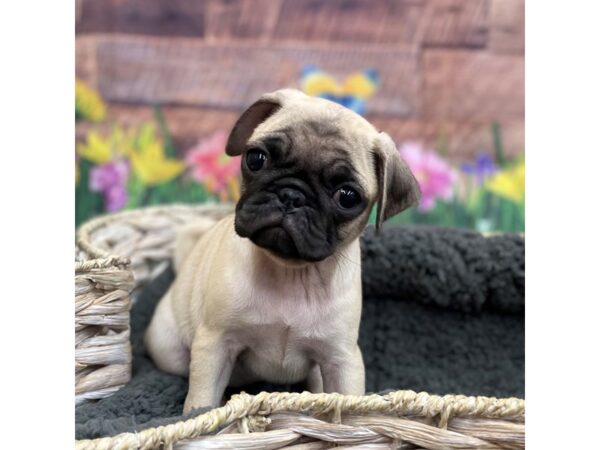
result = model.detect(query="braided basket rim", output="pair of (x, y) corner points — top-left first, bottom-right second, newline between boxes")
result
(75, 390), (524, 450)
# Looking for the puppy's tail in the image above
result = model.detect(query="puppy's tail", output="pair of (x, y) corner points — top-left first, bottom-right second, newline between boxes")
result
(173, 218), (217, 273)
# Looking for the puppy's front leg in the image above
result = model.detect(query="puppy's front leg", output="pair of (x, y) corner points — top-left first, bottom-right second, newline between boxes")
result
(183, 328), (237, 414)
(320, 345), (365, 396)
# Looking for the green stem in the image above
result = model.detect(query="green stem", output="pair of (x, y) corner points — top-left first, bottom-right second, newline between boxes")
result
(153, 104), (177, 158)
(492, 122), (505, 167)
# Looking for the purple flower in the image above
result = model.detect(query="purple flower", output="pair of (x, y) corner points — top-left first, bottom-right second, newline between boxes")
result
(460, 153), (498, 184)
(89, 161), (129, 212)
(399, 142), (457, 211)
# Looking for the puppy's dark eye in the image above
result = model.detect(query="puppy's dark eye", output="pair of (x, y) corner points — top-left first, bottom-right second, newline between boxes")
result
(334, 186), (361, 209)
(246, 149), (268, 171)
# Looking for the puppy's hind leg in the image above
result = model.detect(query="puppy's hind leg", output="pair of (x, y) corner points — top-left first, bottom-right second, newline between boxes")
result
(144, 290), (190, 376)
(307, 364), (323, 393)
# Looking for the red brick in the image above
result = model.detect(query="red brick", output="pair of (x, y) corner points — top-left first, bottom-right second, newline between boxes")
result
(76, 0), (206, 37)
(91, 35), (420, 116)
(489, 0), (525, 53)
(204, 0), (282, 41)
(423, 49), (524, 121)
(420, 0), (489, 48)
(76, 36), (98, 87)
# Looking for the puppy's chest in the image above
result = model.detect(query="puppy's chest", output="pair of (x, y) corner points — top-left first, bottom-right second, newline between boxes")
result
(241, 287), (336, 339)
(235, 294), (332, 381)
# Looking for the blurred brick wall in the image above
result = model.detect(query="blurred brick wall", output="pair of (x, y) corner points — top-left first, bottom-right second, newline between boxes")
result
(75, 0), (524, 161)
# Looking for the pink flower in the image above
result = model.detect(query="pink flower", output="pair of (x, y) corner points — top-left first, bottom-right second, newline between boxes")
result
(399, 142), (457, 211)
(186, 131), (241, 197)
(89, 160), (129, 212)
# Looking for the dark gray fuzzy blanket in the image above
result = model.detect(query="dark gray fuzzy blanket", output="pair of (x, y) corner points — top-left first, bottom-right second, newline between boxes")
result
(76, 225), (524, 440)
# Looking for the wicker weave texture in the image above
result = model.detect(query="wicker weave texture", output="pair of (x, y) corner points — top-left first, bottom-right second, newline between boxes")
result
(75, 203), (234, 402)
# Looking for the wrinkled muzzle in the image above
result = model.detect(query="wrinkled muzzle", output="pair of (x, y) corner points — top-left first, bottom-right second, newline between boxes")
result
(234, 183), (336, 262)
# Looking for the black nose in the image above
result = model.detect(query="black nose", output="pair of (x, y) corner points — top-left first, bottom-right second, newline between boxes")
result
(279, 188), (306, 210)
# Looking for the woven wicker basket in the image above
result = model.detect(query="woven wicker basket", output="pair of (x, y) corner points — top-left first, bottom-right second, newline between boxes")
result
(75, 203), (235, 403)
(75, 204), (525, 449)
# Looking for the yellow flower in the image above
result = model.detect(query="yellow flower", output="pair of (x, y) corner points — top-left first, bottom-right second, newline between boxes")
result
(75, 80), (107, 123)
(300, 68), (379, 99)
(78, 122), (184, 185)
(77, 126), (131, 164)
(342, 72), (379, 98)
(485, 160), (525, 204)
(129, 131), (184, 186)
(77, 131), (113, 164)
(302, 72), (342, 97)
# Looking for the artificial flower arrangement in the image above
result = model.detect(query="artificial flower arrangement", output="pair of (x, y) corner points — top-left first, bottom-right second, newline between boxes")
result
(392, 143), (524, 232)
(75, 82), (240, 225)
(300, 68), (525, 233)
(75, 77), (524, 232)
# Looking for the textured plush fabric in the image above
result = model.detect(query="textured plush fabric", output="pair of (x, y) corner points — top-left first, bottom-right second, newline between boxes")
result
(76, 225), (524, 440)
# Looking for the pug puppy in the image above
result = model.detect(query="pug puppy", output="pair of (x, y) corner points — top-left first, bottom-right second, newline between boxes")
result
(145, 89), (420, 413)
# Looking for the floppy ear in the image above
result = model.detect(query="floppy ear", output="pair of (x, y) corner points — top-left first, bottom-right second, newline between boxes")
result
(373, 132), (421, 231)
(225, 94), (282, 156)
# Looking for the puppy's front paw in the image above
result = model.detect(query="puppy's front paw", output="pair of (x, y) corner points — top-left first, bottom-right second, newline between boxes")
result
(183, 395), (204, 415)
(183, 392), (219, 415)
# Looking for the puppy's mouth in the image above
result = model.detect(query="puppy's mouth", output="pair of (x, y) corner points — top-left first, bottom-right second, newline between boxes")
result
(235, 207), (334, 262)
(250, 224), (301, 260)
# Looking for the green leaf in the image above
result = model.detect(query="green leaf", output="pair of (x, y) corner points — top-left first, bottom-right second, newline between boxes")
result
(153, 104), (177, 159)
(125, 174), (147, 209)
(75, 160), (104, 226)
